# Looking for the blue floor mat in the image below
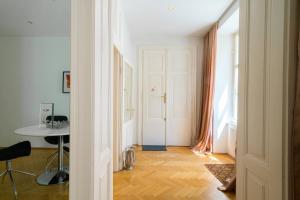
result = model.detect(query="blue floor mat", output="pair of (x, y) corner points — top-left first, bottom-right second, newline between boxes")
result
(142, 145), (167, 151)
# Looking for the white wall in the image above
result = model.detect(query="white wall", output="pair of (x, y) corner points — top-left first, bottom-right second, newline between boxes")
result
(213, 33), (234, 155)
(0, 37), (70, 148)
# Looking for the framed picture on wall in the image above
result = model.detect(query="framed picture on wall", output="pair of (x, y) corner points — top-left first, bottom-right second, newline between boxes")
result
(62, 71), (71, 93)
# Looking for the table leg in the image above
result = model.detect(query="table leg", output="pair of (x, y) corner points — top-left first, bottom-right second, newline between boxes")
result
(37, 136), (69, 185)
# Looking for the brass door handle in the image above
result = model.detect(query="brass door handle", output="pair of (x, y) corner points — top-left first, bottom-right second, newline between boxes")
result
(161, 93), (166, 103)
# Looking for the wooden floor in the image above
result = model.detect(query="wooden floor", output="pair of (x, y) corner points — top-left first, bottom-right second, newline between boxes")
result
(0, 149), (69, 200)
(114, 146), (236, 200)
(0, 147), (235, 200)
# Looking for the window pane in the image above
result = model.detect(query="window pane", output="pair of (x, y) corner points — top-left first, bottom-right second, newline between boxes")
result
(234, 34), (239, 65)
(233, 33), (239, 121)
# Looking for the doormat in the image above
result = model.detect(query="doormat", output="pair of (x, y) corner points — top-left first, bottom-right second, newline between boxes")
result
(205, 164), (235, 185)
(142, 145), (167, 151)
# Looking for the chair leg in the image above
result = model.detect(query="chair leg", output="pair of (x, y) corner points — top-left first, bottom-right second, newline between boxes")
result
(64, 181), (69, 192)
(3, 160), (35, 199)
(63, 151), (69, 158)
(1, 171), (8, 183)
(13, 170), (36, 177)
(8, 171), (18, 199)
(0, 170), (7, 177)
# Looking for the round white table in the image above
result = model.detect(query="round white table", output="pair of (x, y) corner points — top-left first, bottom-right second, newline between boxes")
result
(15, 125), (69, 185)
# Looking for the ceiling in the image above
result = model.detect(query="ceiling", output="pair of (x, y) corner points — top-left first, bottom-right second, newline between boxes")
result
(0, 0), (70, 36)
(121, 0), (233, 38)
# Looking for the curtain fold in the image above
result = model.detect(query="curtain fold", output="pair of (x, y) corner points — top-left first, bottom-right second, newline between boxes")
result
(193, 24), (218, 152)
(293, 30), (300, 199)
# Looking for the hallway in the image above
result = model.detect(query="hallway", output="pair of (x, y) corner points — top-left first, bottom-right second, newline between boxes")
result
(114, 147), (235, 200)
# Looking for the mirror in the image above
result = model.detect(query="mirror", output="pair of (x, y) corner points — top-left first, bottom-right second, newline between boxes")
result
(124, 61), (133, 122)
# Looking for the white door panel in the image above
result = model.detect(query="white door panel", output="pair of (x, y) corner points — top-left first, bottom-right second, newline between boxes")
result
(237, 0), (285, 199)
(166, 49), (192, 146)
(142, 50), (166, 145)
(142, 48), (194, 146)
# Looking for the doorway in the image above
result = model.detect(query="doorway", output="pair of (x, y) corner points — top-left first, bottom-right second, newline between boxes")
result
(0, 0), (71, 199)
(69, 0), (297, 199)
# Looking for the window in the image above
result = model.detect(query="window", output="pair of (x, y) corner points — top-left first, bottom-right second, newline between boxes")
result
(233, 33), (239, 122)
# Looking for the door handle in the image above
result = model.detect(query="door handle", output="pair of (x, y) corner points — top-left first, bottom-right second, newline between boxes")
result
(126, 108), (135, 112)
(161, 93), (166, 104)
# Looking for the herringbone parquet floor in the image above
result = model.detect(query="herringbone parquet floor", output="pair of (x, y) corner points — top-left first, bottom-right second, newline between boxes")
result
(0, 147), (235, 200)
(114, 146), (236, 200)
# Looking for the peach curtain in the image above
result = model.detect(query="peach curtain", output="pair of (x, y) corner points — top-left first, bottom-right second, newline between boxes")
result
(193, 24), (218, 152)
(293, 30), (300, 199)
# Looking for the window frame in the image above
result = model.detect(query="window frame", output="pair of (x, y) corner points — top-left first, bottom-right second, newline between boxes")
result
(232, 32), (239, 123)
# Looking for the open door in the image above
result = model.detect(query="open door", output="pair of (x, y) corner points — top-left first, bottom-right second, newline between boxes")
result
(113, 47), (123, 172)
(237, 0), (288, 199)
(70, 0), (113, 199)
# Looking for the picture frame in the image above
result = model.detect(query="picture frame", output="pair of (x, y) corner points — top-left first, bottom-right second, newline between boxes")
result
(62, 71), (71, 93)
(39, 103), (54, 128)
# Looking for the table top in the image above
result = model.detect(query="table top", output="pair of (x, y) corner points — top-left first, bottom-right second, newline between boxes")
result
(15, 125), (69, 137)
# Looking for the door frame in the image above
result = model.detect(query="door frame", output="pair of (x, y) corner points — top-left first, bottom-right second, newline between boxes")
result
(69, 0), (113, 199)
(283, 0), (299, 198)
(138, 46), (197, 146)
(69, 0), (297, 198)
(112, 45), (123, 172)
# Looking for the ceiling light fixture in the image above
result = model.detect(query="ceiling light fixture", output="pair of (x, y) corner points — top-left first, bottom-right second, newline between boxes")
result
(168, 4), (176, 12)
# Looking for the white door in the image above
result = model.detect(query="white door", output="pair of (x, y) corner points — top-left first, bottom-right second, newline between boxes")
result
(142, 49), (167, 146)
(70, 0), (113, 199)
(166, 49), (193, 146)
(237, 0), (286, 199)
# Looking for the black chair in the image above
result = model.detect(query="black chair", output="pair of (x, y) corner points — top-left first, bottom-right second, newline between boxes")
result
(44, 115), (70, 172)
(0, 141), (35, 199)
(44, 115), (69, 144)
